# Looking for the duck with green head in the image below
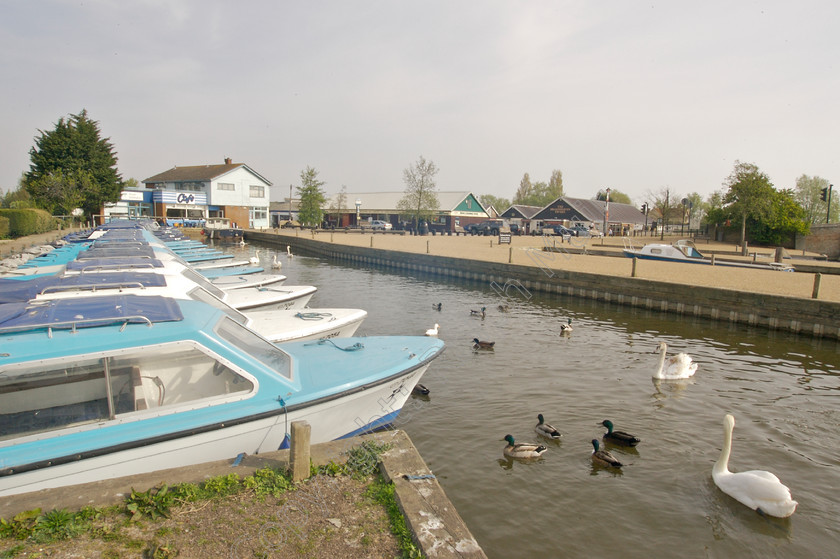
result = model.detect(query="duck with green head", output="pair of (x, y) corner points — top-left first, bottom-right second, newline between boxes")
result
(591, 439), (622, 468)
(535, 414), (561, 440)
(502, 434), (547, 459)
(601, 419), (641, 446)
(470, 306), (486, 318)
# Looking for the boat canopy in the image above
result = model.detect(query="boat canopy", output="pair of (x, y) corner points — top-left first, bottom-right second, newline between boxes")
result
(65, 257), (166, 270)
(0, 295), (183, 331)
(0, 273), (169, 304)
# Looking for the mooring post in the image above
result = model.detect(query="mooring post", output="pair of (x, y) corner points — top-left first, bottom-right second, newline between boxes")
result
(509, 246), (513, 263)
(290, 420), (311, 482)
(370, 236), (374, 248)
(632, 257), (637, 277)
(711, 254), (716, 266)
(812, 273), (822, 299)
(426, 240), (430, 254)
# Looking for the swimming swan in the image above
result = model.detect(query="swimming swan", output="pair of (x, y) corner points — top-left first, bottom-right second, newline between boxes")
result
(712, 414), (797, 518)
(272, 255), (283, 269)
(653, 341), (697, 379)
(249, 250), (260, 265)
(425, 323), (439, 337)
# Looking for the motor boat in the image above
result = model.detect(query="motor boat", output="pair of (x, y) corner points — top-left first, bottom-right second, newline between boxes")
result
(622, 239), (794, 271)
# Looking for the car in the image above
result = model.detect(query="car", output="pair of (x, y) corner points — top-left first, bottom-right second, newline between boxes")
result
(370, 220), (392, 231)
(467, 219), (509, 236)
(552, 225), (574, 237)
(569, 224), (592, 237)
(509, 223), (522, 235)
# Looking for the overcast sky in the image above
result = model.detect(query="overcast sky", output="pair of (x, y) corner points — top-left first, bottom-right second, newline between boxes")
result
(2, 1), (837, 206)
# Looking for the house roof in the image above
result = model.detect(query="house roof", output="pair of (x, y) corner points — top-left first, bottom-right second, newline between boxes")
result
(143, 162), (272, 186)
(323, 191), (487, 214)
(534, 196), (647, 224)
(501, 204), (542, 219)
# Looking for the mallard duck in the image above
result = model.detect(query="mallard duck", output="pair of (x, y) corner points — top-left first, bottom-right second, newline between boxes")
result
(502, 434), (547, 459)
(497, 304), (509, 312)
(472, 338), (495, 350)
(653, 341), (697, 379)
(713, 414), (797, 517)
(249, 250), (260, 265)
(272, 254), (283, 269)
(535, 414), (561, 440)
(560, 318), (573, 333)
(470, 306), (486, 318)
(425, 323), (439, 337)
(432, 302), (442, 311)
(601, 420), (640, 446)
(412, 383), (430, 396)
(591, 439), (622, 467)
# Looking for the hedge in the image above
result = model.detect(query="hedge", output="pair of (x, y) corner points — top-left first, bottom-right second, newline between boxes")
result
(0, 216), (9, 239)
(0, 208), (58, 237)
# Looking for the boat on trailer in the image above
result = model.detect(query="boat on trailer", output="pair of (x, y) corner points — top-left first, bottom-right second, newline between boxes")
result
(0, 295), (443, 496)
(622, 239), (795, 271)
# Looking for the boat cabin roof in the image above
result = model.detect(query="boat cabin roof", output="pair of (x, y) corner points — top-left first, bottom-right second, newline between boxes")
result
(0, 273), (168, 304)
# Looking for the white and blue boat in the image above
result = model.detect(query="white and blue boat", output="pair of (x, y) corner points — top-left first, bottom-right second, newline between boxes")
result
(0, 295), (443, 496)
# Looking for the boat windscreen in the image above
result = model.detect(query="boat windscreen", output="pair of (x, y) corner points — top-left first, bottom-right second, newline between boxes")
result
(215, 317), (291, 379)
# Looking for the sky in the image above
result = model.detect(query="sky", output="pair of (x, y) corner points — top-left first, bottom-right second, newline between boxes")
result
(1, 1), (837, 206)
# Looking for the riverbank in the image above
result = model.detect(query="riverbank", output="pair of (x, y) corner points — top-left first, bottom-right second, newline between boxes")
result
(246, 229), (840, 339)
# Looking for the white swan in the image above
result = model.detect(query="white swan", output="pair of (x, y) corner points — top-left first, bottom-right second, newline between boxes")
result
(425, 323), (439, 337)
(653, 341), (697, 379)
(286, 245), (294, 258)
(713, 414), (797, 518)
(249, 250), (260, 265)
(272, 254), (283, 269)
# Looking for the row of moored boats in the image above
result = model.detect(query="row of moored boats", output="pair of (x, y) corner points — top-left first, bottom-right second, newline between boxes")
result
(0, 220), (444, 497)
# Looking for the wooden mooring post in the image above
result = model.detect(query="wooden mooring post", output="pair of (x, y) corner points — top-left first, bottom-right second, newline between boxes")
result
(290, 420), (311, 482)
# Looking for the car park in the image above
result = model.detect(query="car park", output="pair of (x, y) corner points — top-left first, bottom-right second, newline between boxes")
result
(370, 220), (392, 230)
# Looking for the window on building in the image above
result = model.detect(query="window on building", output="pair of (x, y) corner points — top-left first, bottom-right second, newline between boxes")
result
(250, 207), (268, 222)
(217, 183), (235, 191)
(249, 185), (265, 198)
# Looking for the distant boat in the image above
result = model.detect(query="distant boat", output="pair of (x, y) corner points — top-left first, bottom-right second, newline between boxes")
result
(622, 239), (794, 272)
(202, 217), (244, 240)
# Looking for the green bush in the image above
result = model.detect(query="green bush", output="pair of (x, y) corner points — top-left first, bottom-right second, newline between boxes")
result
(0, 208), (58, 237)
(0, 215), (9, 239)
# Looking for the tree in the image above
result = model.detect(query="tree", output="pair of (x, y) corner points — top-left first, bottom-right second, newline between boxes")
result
(24, 110), (122, 219)
(547, 170), (564, 200)
(479, 194), (511, 214)
(1, 175), (33, 209)
(296, 166), (327, 227)
(647, 187), (680, 239)
(749, 189), (810, 245)
(328, 184), (349, 227)
(684, 192), (706, 230)
(397, 156), (440, 229)
(794, 174), (837, 224)
(722, 161), (775, 254)
(513, 173), (533, 205)
(596, 189), (631, 205)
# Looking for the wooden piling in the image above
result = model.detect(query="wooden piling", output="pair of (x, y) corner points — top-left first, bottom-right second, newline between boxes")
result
(290, 420), (311, 482)
(812, 273), (822, 299)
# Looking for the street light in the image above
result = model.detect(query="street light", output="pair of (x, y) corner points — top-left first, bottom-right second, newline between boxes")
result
(355, 198), (361, 227)
(603, 188), (611, 236)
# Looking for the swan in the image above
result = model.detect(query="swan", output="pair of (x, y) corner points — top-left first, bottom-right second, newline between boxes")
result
(712, 414), (797, 518)
(535, 414), (561, 440)
(502, 434), (547, 459)
(272, 255), (283, 269)
(472, 338), (495, 350)
(653, 341), (697, 379)
(560, 318), (573, 333)
(286, 245), (294, 258)
(425, 323), (439, 337)
(591, 439), (622, 468)
(249, 250), (260, 265)
(601, 420), (641, 446)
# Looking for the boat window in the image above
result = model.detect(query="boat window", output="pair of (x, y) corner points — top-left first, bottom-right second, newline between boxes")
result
(651, 248), (662, 255)
(0, 344), (255, 441)
(180, 267), (226, 299)
(215, 317), (292, 379)
(187, 286), (248, 325)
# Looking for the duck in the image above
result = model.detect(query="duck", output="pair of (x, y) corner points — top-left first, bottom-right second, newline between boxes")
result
(591, 439), (622, 468)
(470, 306), (486, 318)
(472, 338), (495, 350)
(272, 254), (283, 269)
(425, 323), (439, 337)
(502, 434), (547, 459)
(535, 414), (561, 440)
(497, 304), (509, 312)
(560, 318), (573, 333)
(286, 245), (294, 258)
(601, 420), (641, 446)
(432, 302), (442, 311)
(249, 250), (260, 265)
(712, 414), (797, 518)
(653, 341), (697, 380)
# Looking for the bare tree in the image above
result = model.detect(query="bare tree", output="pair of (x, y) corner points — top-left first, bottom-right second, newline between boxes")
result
(398, 156), (440, 230)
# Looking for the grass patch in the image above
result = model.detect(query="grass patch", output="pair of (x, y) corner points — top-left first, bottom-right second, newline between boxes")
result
(366, 477), (424, 559)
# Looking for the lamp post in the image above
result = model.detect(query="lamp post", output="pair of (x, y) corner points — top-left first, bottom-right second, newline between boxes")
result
(288, 185), (293, 226)
(355, 198), (361, 227)
(603, 188), (611, 236)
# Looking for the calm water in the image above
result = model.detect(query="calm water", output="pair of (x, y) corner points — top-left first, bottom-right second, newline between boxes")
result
(228, 241), (840, 558)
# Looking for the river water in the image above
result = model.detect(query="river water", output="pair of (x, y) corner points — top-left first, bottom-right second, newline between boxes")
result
(230, 241), (839, 558)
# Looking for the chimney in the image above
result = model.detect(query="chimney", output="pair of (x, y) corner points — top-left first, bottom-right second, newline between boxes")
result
(224, 157), (232, 165)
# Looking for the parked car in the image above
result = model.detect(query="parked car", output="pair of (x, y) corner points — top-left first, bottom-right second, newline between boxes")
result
(509, 223), (522, 235)
(552, 225), (575, 237)
(467, 219), (509, 236)
(370, 220), (392, 231)
(570, 224), (592, 237)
